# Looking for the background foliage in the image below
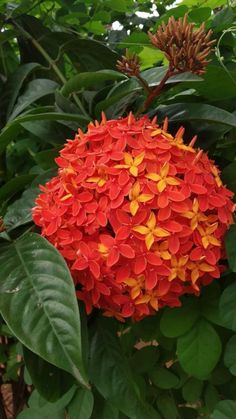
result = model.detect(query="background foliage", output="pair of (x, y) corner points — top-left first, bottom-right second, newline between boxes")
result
(0, 0), (236, 417)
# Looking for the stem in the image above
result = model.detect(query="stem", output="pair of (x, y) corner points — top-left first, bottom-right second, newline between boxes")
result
(144, 66), (173, 111)
(12, 20), (90, 118)
(136, 75), (151, 94)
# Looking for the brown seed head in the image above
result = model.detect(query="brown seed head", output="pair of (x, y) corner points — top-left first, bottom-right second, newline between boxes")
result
(148, 14), (215, 75)
(116, 49), (140, 77)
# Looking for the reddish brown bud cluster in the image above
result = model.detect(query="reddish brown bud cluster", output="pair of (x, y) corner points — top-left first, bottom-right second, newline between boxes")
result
(149, 14), (215, 75)
(116, 49), (140, 77)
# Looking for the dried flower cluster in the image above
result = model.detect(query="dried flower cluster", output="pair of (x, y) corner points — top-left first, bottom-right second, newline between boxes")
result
(33, 114), (234, 321)
(149, 14), (215, 75)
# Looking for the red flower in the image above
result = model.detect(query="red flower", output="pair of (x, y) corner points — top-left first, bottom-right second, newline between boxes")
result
(33, 113), (235, 321)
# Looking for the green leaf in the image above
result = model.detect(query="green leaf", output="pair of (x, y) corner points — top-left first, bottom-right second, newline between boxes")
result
(90, 319), (159, 419)
(213, 400), (236, 419)
(177, 319), (222, 379)
(225, 226), (236, 272)
(61, 70), (126, 96)
(220, 283), (236, 330)
(150, 366), (179, 390)
(182, 377), (203, 402)
(18, 387), (76, 419)
(8, 79), (59, 121)
(142, 66), (202, 87)
(84, 21), (106, 35)
(4, 62), (40, 120)
(157, 103), (236, 128)
(178, 407), (198, 419)
(222, 162), (236, 194)
(212, 7), (234, 32)
(34, 148), (59, 170)
(0, 233), (88, 387)
(160, 300), (199, 338)
(200, 283), (222, 326)
(23, 346), (75, 402)
(0, 112), (89, 154)
(130, 346), (159, 373)
(204, 383), (220, 412)
(67, 388), (94, 419)
(188, 7), (211, 23)
(0, 174), (35, 204)
(104, 0), (128, 12)
(224, 335), (236, 375)
(156, 393), (178, 419)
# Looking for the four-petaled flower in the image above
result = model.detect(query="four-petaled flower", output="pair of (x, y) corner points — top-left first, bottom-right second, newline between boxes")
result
(133, 212), (170, 250)
(115, 152), (145, 176)
(182, 198), (207, 230)
(146, 162), (180, 192)
(129, 181), (154, 215)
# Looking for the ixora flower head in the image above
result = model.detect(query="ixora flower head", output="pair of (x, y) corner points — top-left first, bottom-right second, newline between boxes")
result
(33, 113), (234, 321)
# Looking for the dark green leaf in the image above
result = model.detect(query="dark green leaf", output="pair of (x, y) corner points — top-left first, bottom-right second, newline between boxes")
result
(160, 300), (199, 338)
(156, 393), (178, 419)
(4, 62), (40, 119)
(61, 70), (126, 96)
(220, 283), (236, 330)
(224, 335), (236, 375)
(130, 346), (159, 373)
(0, 233), (88, 387)
(150, 366), (179, 389)
(222, 162), (236, 194)
(204, 383), (220, 412)
(90, 319), (159, 419)
(23, 346), (75, 402)
(67, 388), (94, 419)
(8, 79), (59, 121)
(182, 377), (203, 402)
(177, 319), (222, 379)
(0, 174), (35, 204)
(157, 103), (236, 128)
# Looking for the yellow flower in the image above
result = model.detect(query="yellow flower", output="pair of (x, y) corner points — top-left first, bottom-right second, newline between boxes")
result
(115, 152), (145, 176)
(182, 198), (208, 230)
(133, 212), (170, 250)
(129, 182), (154, 215)
(198, 223), (221, 249)
(146, 162), (180, 193)
(168, 255), (189, 282)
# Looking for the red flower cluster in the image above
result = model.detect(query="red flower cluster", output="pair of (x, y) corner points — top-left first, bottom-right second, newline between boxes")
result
(33, 113), (234, 321)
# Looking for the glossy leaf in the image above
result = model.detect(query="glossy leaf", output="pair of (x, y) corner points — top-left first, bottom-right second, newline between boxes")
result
(23, 346), (75, 402)
(0, 233), (88, 387)
(150, 367), (179, 390)
(177, 319), (222, 379)
(157, 103), (236, 128)
(8, 79), (59, 121)
(4, 62), (40, 119)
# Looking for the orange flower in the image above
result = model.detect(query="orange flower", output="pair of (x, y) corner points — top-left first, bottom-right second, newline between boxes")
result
(33, 113), (234, 322)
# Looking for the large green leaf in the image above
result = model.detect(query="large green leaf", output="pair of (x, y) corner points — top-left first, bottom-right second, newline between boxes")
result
(157, 103), (236, 128)
(150, 366), (179, 390)
(90, 319), (160, 419)
(182, 378), (203, 402)
(23, 346), (75, 402)
(177, 319), (222, 379)
(0, 233), (88, 387)
(213, 400), (236, 419)
(8, 79), (59, 121)
(160, 299), (199, 338)
(142, 66), (202, 87)
(4, 62), (40, 119)
(61, 70), (126, 96)
(224, 335), (236, 375)
(220, 283), (236, 331)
